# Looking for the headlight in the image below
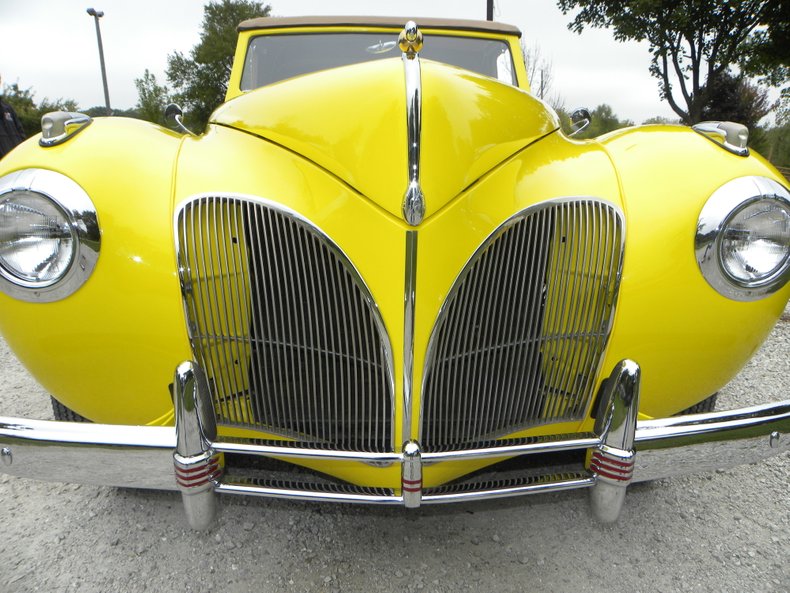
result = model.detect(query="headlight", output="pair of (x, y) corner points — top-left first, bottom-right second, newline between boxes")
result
(0, 169), (100, 302)
(696, 176), (790, 301)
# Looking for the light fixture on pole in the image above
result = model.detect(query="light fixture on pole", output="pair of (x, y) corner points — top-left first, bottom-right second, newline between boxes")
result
(86, 8), (111, 116)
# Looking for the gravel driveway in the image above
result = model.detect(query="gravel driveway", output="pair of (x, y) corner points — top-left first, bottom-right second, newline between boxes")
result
(0, 310), (788, 593)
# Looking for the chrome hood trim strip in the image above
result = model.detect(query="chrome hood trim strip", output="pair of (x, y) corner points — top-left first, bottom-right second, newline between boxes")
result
(400, 21), (425, 226)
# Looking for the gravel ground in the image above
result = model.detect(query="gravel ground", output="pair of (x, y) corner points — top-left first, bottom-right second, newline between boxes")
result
(0, 309), (788, 593)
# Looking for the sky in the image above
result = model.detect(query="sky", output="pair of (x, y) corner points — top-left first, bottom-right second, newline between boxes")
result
(0, 0), (680, 123)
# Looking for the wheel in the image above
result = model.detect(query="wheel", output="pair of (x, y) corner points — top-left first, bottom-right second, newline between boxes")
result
(50, 397), (91, 422)
(676, 393), (717, 415)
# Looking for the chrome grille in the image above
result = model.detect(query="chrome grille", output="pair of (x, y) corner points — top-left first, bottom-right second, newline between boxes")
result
(421, 200), (623, 450)
(177, 197), (394, 452)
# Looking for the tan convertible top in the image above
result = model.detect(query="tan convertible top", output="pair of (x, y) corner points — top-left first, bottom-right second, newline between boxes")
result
(238, 15), (522, 37)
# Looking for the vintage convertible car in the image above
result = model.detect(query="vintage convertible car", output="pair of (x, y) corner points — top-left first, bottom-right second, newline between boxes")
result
(0, 16), (788, 529)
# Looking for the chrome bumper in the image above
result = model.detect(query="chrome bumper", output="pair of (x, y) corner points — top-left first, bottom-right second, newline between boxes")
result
(0, 359), (787, 528)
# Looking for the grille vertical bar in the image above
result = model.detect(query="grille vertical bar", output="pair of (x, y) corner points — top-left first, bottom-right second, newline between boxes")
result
(421, 200), (623, 450)
(177, 197), (395, 452)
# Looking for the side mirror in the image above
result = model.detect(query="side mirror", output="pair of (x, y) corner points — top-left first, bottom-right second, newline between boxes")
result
(165, 103), (194, 136)
(569, 108), (592, 137)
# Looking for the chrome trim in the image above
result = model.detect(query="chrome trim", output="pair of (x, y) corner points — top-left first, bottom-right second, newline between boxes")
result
(633, 400), (790, 482)
(0, 168), (101, 302)
(589, 360), (640, 523)
(692, 121), (749, 157)
(173, 361), (220, 530)
(217, 481), (403, 505)
(421, 433), (600, 463)
(400, 21), (425, 226)
(174, 361), (218, 456)
(39, 111), (92, 147)
(422, 473), (595, 504)
(568, 107), (591, 137)
(696, 176), (790, 301)
(420, 198), (625, 448)
(0, 356), (787, 530)
(0, 392), (787, 525)
(174, 194), (396, 452)
(215, 439), (402, 463)
(2, 397), (787, 486)
(402, 440), (422, 508)
(402, 230), (418, 444)
(164, 103), (195, 136)
(3, 395), (784, 491)
(217, 473), (597, 505)
(0, 417), (176, 489)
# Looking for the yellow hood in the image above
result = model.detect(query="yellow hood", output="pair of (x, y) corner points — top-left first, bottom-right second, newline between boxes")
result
(210, 57), (559, 220)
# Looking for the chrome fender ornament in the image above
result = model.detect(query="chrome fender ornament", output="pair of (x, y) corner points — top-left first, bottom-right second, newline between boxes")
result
(400, 21), (425, 226)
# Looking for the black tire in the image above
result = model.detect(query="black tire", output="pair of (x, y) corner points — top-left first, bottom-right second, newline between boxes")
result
(51, 397), (91, 422)
(676, 393), (718, 416)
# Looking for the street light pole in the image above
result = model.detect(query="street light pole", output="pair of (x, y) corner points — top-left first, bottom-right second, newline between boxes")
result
(86, 8), (111, 116)
(486, 0), (494, 21)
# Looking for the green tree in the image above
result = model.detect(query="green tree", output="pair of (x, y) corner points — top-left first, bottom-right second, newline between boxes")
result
(1, 82), (78, 136)
(739, 1), (789, 87)
(700, 70), (773, 129)
(760, 123), (790, 167)
(573, 103), (634, 139)
(166, 0), (270, 130)
(82, 105), (140, 118)
(556, 0), (788, 124)
(641, 115), (679, 125)
(135, 69), (170, 125)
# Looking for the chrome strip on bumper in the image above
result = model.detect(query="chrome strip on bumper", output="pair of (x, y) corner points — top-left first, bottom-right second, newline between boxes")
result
(633, 400), (790, 482)
(0, 360), (788, 528)
(0, 418), (175, 489)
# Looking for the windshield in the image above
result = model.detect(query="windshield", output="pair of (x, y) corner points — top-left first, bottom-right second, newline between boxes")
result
(240, 32), (516, 90)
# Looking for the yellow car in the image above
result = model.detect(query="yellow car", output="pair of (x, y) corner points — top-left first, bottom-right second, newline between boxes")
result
(0, 17), (788, 529)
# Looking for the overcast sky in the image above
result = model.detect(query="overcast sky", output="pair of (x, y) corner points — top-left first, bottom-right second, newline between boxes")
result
(0, 0), (679, 123)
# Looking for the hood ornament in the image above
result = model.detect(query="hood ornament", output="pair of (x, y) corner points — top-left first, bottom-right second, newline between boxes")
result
(399, 20), (424, 58)
(400, 21), (425, 226)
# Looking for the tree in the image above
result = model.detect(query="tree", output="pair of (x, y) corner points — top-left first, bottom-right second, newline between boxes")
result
(573, 103), (634, 139)
(166, 0), (270, 130)
(739, 1), (789, 87)
(556, 0), (788, 124)
(641, 115), (679, 125)
(700, 70), (773, 129)
(757, 122), (790, 167)
(135, 69), (170, 125)
(523, 42), (554, 101)
(1, 82), (78, 136)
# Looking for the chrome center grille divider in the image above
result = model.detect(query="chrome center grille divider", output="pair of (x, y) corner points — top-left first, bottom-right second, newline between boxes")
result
(403, 231), (418, 446)
(399, 22), (424, 464)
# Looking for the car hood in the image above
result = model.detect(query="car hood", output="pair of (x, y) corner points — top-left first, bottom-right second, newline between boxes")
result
(211, 57), (559, 221)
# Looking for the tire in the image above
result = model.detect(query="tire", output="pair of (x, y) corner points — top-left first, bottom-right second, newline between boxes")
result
(50, 397), (91, 422)
(676, 393), (717, 416)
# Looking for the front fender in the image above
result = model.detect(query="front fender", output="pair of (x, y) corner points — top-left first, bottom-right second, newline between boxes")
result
(597, 125), (790, 418)
(0, 118), (190, 424)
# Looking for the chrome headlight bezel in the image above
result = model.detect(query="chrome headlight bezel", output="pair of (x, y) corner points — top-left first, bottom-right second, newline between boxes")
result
(0, 168), (100, 302)
(696, 176), (790, 301)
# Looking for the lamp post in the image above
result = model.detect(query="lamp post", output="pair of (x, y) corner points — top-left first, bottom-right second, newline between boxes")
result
(86, 8), (111, 115)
